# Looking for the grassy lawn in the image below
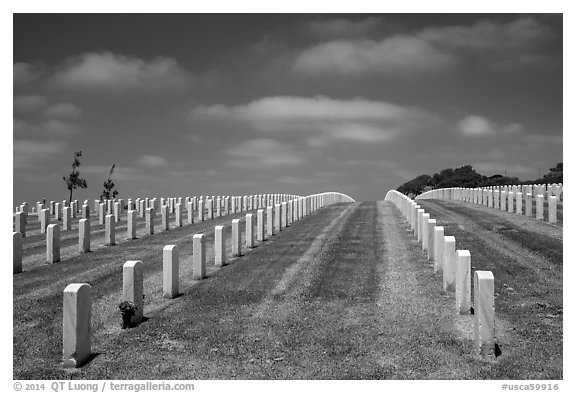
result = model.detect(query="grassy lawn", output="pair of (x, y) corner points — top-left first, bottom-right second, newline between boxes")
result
(13, 199), (562, 379)
(417, 199), (562, 379)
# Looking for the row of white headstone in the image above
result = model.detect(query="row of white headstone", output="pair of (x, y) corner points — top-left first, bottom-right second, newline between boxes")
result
(416, 185), (560, 224)
(49, 191), (355, 368)
(14, 194), (303, 236)
(12, 193), (315, 273)
(385, 190), (496, 358)
(14, 193), (304, 217)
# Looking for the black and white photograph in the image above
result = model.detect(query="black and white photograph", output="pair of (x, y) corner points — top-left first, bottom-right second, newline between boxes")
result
(7, 3), (571, 389)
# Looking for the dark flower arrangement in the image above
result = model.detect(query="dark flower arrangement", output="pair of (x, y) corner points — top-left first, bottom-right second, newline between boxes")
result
(119, 301), (138, 329)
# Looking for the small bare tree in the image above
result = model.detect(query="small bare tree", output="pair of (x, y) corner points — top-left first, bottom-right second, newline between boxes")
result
(100, 164), (119, 201)
(63, 151), (87, 204)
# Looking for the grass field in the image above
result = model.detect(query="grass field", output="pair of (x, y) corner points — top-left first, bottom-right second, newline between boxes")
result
(13, 199), (562, 379)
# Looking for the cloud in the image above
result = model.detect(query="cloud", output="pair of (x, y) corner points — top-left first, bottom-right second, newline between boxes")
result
(53, 51), (192, 91)
(224, 138), (306, 168)
(13, 139), (67, 169)
(14, 63), (40, 85)
(291, 17), (555, 76)
(45, 103), (83, 118)
(293, 36), (456, 75)
(81, 164), (142, 181)
(136, 155), (168, 167)
(42, 119), (82, 135)
(305, 17), (383, 38)
(457, 115), (524, 137)
(472, 162), (536, 176)
(14, 118), (82, 137)
(420, 17), (553, 52)
(13, 95), (47, 111)
(191, 95), (437, 146)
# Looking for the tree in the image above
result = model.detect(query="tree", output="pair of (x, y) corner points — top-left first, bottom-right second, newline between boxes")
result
(543, 162), (563, 183)
(100, 164), (119, 201)
(62, 151), (87, 204)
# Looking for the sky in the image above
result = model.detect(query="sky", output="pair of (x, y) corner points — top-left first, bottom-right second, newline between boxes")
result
(12, 13), (563, 203)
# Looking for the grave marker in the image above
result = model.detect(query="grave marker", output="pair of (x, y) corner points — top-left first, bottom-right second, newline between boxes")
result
(127, 210), (137, 240)
(443, 236), (456, 291)
(232, 219), (242, 257)
(46, 224), (60, 263)
(193, 234), (206, 279)
(79, 219), (90, 253)
(105, 214), (115, 245)
(246, 213), (254, 248)
(214, 226), (227, 267)
(474, 271), (495, 357)
(163, 245), (179, 299)
(456, 250), (471, 314)
(123, 261), (144, 324)
(62, 283), (92, 368)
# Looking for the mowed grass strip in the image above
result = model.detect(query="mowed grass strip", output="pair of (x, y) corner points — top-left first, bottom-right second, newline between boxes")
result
(13, 203), (351, 379)
(417, 199), (562, 379)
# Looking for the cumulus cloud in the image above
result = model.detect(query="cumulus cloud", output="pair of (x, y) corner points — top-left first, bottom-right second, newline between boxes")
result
(52, 51), (192, 91)
(13, 95), (47, 111)
(472, 162), (535, 176)
(292, 17), (554, 76)
(13, 139), (67, 169)
(81, 164), (142, 181)
(293, 36), (456, 75)
(457, 115), (524, 137)
(420, 17), (553, 52)
(191, 95), (437, 147)
(136, 155), (168, 167)
(14, 63), (40, 85)
(306, 17), (383, 38)
(14, 118), (82, 137)
(45, 103), (83, 118)
(224, 138), (306, 168)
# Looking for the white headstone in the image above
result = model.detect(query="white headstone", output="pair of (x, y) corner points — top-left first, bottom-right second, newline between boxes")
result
(434, 227), (444, 273)
(163, 245), (179, 299)
(79, 219), (90, 253)
(175, 203), (182, 227)
(105, 214), (116, 245)
(161, 205), (170, 231)
(456, 250), (471, 314)
(474, 270), (495, 357)
(146, 207), (155, 234)
(15, 211), (27, 237)
(40, 208), (50, 234)
(246, 213), (254, 248)
(127, 210), (137, 240)
(63, 283), (92, 368)
(257, 209), (265, 242)
(198, 200), (204, 222)
(123, 261), (144, 324)
(214, 225), (227, 267)
(99, 203), (105, 225)
(46, 224), (61, 263)
(267, 206), (274, 237)
(525, 193), (533, 217)
(548, 196), (557, 223)
(232, 219), (242, 257)
(193, 234), (206, 279)
(427, 219), (436, 261)
(443, 236), (456, 291)
(63, 207), (71, 231)
(536, 195), (544, 220)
